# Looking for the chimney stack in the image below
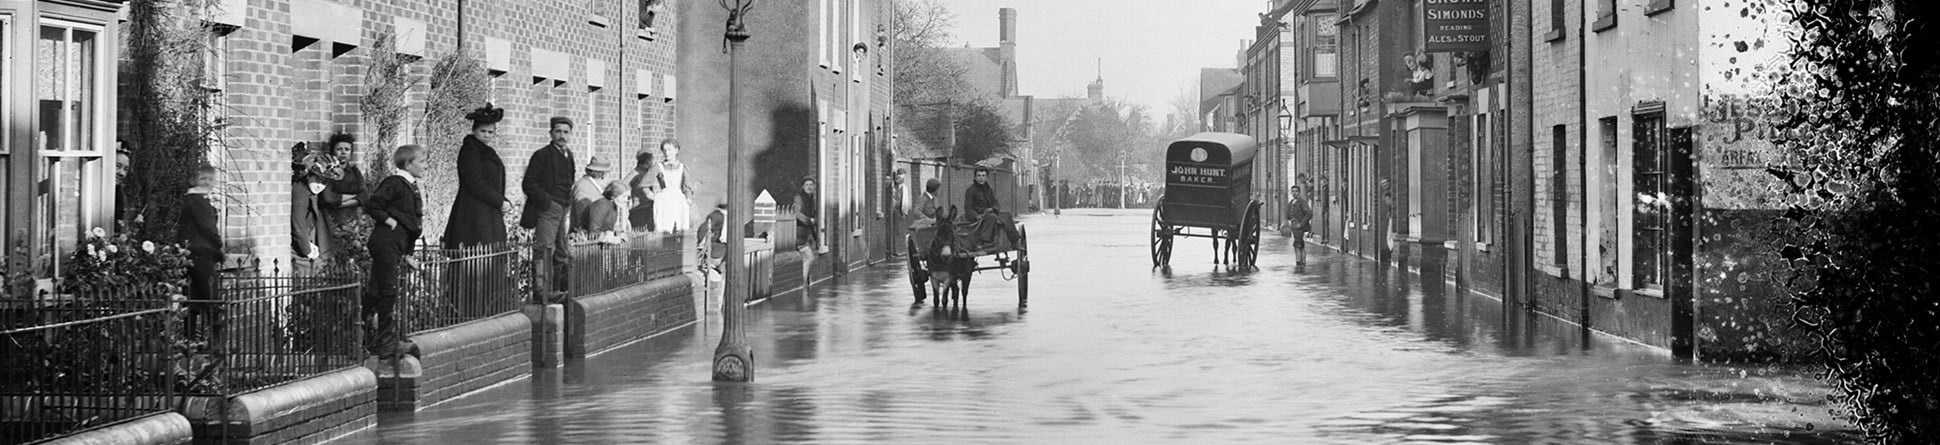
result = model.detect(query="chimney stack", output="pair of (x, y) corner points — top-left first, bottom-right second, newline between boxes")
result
(1000, 8), (1018, 44)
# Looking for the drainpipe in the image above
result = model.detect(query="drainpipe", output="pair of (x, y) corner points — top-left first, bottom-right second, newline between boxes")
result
(1577, 0), (1594, 346)
(457, 0), (466, 52)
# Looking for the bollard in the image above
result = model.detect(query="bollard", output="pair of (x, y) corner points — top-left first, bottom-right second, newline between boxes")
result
(526, 304), (565, 368)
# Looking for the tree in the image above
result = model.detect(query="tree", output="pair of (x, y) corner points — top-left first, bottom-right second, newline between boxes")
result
(952, 99), (1016, 163)
(122, 0), (222, 242)
(892, 0), (972, 106)
(1058, 100), (1166, 182)
(1772, 0), (1940, 441)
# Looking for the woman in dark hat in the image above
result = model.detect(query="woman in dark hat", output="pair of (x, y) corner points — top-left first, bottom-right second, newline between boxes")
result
(444, 103), (509, 248)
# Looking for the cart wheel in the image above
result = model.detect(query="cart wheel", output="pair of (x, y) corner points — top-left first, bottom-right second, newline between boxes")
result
(1239, 202), (1263, 268)
(1017, 227), (1029, 304)
(907, 236), (927, 302)
(1150, 204), (1174, 268)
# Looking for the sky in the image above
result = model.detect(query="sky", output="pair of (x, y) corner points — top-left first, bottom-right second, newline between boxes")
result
(934, 0), (1268, 116)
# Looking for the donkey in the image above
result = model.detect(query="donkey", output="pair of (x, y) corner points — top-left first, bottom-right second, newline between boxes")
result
(924, 206), (976, 307)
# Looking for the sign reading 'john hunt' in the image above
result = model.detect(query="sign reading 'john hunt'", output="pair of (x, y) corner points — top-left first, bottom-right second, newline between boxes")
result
(1169, 164), (1229, 187)
(1424, 0), (1489, 52)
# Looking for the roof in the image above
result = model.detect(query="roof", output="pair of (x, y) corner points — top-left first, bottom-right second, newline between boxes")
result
(1199, 68), (1244, 116)
(1170, 132), (1260, 164)
(941, 46), (1007, 98)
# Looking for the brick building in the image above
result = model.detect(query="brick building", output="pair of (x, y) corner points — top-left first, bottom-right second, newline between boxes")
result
(80, 0), (681, 267)
(677, 0), (893, 275)
(1281, 0), (1341, 244)
(1268, 0), (1798, 359)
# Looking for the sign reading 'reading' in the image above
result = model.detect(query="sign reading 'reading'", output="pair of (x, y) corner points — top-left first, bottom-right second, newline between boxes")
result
(1424, 0), (1489, 53)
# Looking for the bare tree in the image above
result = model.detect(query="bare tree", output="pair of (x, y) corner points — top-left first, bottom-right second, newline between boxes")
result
(892, 0), (971, 106)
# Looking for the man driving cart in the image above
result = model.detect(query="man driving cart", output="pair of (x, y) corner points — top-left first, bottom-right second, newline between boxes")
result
(964, 167), (1021, 252)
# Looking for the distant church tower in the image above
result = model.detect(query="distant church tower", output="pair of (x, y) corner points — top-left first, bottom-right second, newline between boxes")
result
(1087, 59), (1105, 103)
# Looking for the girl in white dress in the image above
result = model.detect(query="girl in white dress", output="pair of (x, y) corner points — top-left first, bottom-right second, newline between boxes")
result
(653, 139), (693, 232)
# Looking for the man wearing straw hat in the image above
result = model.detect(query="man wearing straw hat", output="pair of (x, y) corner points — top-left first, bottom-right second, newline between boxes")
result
(572, 155), (614, 234)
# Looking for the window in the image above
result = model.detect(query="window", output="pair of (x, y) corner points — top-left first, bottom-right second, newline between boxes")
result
(1546, 0), (1567, 42)
(1633, 112), (1666, 290)
(1552, 124), (1569, 267)
(1598, 116), (1620, 287)
(638, 0), (660, 39)
(35, 21), (108, 279)
(1593, 0), (1617, 31)
(1473, 112), (1494, 245)
(818, 0), (831, 68)
(1314, 48), (1338, 78)
(1645, 0), (1674, 15)
(2, 15), (12, 250)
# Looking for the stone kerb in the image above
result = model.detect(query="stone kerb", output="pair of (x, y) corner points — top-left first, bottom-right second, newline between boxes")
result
(37, 413), (193, 445)
(373, 311), (534, 412)
(180, 367), (375, 444)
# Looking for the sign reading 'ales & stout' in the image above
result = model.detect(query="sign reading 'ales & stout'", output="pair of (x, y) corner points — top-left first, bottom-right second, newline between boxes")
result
(1424, 0), (1489, 52)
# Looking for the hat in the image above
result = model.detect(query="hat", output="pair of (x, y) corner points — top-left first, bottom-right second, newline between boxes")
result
(586, 156), (612, 173)
(603, 180), (627, 198)
(465, 103), (505, 124)
(549, 116), (575, 129)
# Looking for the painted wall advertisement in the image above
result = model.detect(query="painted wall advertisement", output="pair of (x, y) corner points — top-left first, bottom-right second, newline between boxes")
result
(1423, 0), (1489, 53)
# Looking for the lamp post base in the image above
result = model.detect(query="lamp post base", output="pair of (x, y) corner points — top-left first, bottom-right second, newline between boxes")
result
(712, 345), (754, 382)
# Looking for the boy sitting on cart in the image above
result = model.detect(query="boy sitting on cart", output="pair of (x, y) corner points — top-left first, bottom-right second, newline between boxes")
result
(964, 167), (1021, 252)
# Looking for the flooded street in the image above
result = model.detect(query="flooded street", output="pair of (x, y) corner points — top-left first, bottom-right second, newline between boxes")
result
(364, 209), (1855, 444)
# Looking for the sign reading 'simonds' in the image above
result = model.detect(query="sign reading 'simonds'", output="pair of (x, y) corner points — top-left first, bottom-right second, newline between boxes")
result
(1424, 0), (1489, 53)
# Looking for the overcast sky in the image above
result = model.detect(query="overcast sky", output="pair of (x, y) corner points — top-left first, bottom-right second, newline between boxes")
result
(935, 0), (1267, 116)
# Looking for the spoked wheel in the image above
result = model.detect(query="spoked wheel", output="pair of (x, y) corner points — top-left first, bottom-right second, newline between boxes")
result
(1150, 204), (1174, 268)
(906, 236), (928, 303)
(1238, 202), (1263, 268)
(1016, 227), (1030, 305)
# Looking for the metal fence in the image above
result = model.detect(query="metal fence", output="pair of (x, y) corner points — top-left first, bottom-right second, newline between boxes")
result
(399, 242), (532, 335)
(1, 289), (175, 444)
(567, 234), (686, 299)
(180, 267), (365, 398)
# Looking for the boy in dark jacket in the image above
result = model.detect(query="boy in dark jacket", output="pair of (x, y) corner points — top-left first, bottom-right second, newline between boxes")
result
(180, 165), (224, 340)
(363, 144), (426, 358)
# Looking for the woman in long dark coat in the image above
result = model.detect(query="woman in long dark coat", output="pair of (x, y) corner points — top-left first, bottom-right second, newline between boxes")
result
(443, 104), (508, 248)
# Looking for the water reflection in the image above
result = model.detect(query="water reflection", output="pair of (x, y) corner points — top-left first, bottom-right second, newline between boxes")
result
(364, 210), (1856, 444)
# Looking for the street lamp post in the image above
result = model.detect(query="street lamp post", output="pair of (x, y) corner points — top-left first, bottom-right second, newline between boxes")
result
(713, 0), (757, 383)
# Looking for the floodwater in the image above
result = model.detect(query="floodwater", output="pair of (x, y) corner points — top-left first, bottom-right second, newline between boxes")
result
(362, 209), (1857, 444)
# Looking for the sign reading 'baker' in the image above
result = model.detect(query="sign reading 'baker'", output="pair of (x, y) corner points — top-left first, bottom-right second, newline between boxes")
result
(1424, 0), (1489, 53)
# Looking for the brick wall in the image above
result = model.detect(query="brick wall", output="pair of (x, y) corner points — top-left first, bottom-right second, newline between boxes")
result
(155, 0), (682, 261)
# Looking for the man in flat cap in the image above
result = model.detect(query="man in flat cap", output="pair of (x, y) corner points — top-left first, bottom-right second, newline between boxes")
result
(522, 115), (577, 297)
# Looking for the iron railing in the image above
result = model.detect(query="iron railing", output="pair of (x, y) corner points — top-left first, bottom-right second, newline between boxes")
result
(179, 266), (364, 398)
(1, 289), (175, 444)
(566, 234), (686, 300)
(399, 242), (532, 335)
